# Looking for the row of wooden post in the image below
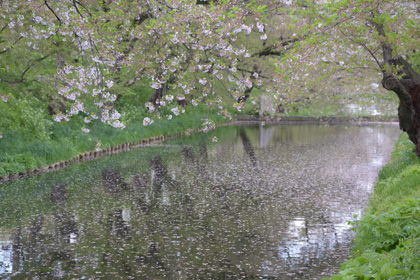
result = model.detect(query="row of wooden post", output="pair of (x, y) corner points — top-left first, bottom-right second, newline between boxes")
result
(0, 129), (205, 182)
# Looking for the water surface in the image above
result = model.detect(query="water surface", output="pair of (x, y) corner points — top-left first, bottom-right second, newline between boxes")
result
(0, 124), (400, 279)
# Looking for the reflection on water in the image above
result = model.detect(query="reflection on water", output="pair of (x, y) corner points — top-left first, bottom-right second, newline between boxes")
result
(0, 124), (400, 279)
(0, 229), (13, 274)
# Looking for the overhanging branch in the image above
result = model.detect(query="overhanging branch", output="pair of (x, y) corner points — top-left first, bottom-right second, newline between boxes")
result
(251, 38), (299, 57)
(0, 36), (23, 55)
(44, 0), (63, 25)
(1, 52), (55, 83)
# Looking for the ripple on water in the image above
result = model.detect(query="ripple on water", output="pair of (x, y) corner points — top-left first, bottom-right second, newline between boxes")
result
(0, 124), (400, 279)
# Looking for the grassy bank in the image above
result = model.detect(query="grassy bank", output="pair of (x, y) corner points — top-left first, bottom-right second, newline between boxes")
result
(323, 134), (420, 280)
(0, 89), (228, 177)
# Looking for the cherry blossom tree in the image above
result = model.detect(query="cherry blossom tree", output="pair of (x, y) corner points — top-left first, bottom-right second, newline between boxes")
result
(270, 0), (420, 155)
(4, 0), (419, 157)
(1, 0), (273, 136)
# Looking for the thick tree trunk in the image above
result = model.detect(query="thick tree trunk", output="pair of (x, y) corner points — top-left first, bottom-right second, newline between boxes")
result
(382, 56), (420, 157)
(375, 19), (420, 157)
(237, 87), (252, 104)
(148, 85), (167, 107)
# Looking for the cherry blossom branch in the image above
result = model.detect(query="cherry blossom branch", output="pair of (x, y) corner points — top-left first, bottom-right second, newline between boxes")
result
(1, 52), (55, 83)
(74, 0), (92, 17)
(0, 23), (7, 34)
(339, 28), (382, 69)
(44, 0), (62, 25)
(0, 36), (23, 55)
(214, 74), (235, 99)
(251, 38), (300, 57)
(72, 0), (84, 18)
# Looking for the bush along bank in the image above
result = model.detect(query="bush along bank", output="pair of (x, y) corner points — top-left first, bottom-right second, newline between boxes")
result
(0, 119), (223, 182)
(323, 134), (420, 280)
(0, 77), (241, 179)
(0, 96), (229, 179)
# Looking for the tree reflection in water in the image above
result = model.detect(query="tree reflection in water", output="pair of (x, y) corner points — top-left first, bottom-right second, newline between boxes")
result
(0, 125), (400, 279)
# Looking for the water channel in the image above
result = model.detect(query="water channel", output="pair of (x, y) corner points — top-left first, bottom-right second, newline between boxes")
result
(0, 124), (400, 279)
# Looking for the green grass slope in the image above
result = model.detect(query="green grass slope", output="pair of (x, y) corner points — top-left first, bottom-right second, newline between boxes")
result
(323, 134), (420, 280)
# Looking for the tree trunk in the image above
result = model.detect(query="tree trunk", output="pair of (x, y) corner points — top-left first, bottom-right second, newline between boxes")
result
(148, 85), (167, 107)
(382, 56), (420, 157)
(375, 20), (420, 157)
(237, 87), (252, 104)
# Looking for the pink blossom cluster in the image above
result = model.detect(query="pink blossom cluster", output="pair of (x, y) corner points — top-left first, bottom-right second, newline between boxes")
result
(201, 118), (216, 133)
(2, 0), (269, 133)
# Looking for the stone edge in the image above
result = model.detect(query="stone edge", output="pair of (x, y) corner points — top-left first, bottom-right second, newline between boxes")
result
(0, 115), (398, 183)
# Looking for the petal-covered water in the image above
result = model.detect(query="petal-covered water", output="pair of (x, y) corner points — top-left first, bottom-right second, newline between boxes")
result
(0, 124), (400, 279)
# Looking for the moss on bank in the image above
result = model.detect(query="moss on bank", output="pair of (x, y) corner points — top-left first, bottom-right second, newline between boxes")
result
(323, 134), (420, 280)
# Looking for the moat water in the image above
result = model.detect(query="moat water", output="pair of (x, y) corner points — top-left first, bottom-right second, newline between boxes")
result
(0, 124), (400, 279)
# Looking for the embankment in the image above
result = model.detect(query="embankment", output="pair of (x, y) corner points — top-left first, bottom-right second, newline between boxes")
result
(323, 134), (420, 279)
(0, 115), (398, 182)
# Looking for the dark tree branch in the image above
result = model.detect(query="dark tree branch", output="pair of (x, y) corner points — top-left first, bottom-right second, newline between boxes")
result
(74, 1), (92, 17)
(280, 37), (300, 47)
(338, 28), (382, 69)
(0, 36), (23, 55)
(251, 38), (299, 57)
(1, 52), (55, 83)
(155, 0), (186, 11)
(251, 45), (283, 57)
(375, 23), (393, 68)
(0, 24), (8, 34)
(236, 66), (268, 79)
(72, 0), (84, 18)
(44, 0), (62, 25)
(196, 0), (211, 4)
(134, 12), (153, 26)
(213, 74), (235, 99)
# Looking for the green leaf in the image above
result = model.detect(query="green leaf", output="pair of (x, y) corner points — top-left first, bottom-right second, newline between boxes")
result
(257, 5), (268, 13)
(373, 14), (388, 25)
